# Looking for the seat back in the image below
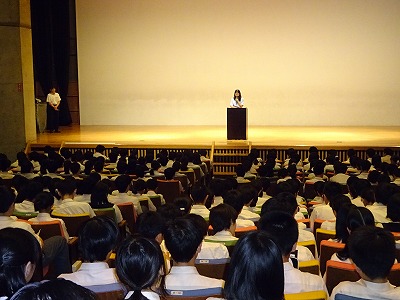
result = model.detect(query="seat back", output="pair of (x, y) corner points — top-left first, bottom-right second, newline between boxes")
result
(50, 213), (91, 237)
(313, 219), (325, 236)
(298, 259), (320, 276)
(13, 211), (38, 220)
(93, 207), (116, 222)
(195, 258), (230, 280)
(325, 260), (360, 294)
(179, 170), (195, 186)
(91, 283), (127, 300)
(388, 263), (400, 287)
(334, 294), (370, 300)
(285, 290), (327, 300)
(174, 175), (188, 193)
(157, 180), (181, 203)
(234, 226), (257, 239)
(148, 195), (162, 209)
(297, 240), (317, 258)
(165, 287), (223, 299)
(29, 220), (64, 240)
(316, 228), (336, 257)
(116, 202), (137, 233)
(319, 240), (345, 276)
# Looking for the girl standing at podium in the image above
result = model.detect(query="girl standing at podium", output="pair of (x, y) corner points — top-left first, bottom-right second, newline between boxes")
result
(230, 89), (244, 108)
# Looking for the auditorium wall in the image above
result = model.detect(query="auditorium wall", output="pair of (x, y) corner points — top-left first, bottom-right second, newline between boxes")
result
(76, 0), (400, 126)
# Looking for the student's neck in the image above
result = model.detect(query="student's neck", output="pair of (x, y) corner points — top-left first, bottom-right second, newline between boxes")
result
(283, 255), (290, 263)
(174, 258), (196, 267)
(362, 275), (387, 284)
(62, 194), (74, 200)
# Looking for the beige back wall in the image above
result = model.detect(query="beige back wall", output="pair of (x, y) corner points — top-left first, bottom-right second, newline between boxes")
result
(76, 0), (400, 126)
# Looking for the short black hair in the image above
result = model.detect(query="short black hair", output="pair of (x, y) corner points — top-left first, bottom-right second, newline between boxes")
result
(223, 190), (245, 214)
(164, 217), (204, 263)
(136, 211), (166, 240)
(258, 211), (298, 256)
(209, 204), (237, 233)
(190, 184), (208, 204)
(0, 186), (15, 213)
(260, 192), (297, 216)
(387, 193), (400, 222)
(114, 175), (132, 193)
(164, 167), (175, 180)
(34, 192), (54, 211)
(334, 162), (347, 174)
(348, 226), (395, 280)
(78, 216), (119, 262)
(145, 178), (158, 191)
(173, 197), (192, 216)
(323, 181), (343, 201)
(55, 178), (77, 196)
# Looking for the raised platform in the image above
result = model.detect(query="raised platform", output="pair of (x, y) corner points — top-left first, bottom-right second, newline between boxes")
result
(31, 125), (400, 149)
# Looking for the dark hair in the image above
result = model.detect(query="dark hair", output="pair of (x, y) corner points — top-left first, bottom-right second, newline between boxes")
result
(136, 212), (166, 240)
(348, 226), (395, 280)
(190, 185), (208, 204)
(95, 145), (106, 153)
(260, 192), (297, 216)
(9, 278), (97, 300)
(238, 185), (258, 207)
(33, 191), (54, 212)
(116, 236), (164, 300)
(361, 187), (375, 205)
(157, 203), (182, 223)
(0, 228), (41, 298)
(90, 182), (113, 209)
(224, 231), (284, 300)
(173, 197), (192, 216)
(164, 168), (175, 180)
(145, 178), (158, 191)
(55, 178), (76, 196)
(0, 186), (16, 213)
(375, 182), (400, 205)
(259, 211), (298, 256)
(387, 193), (400, 222)
(164, 217), (204, 263)
(78, 216), (119, 262)
(323, 181), (343, 202)
(223, 190), (245, 214)
(233, 89), (241, 101)
(209, 204), (238, 233)
(114, 175), (132, 193)
(353, 179), (371, 198)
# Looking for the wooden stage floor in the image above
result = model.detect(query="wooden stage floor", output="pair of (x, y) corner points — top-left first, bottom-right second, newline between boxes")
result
(32, 125), (400, 149)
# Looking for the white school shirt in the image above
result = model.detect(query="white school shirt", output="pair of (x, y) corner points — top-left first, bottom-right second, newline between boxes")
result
(58, 262), (119, 286)
(367, 202), (390, 224)
(52, 198), (96, 217)
(238, 207), (260, 222)
(310, 204), (335, 231)
(125, 291), (160, 300)
(108, 192), (143, 215)
(190, 205), (210, 220)
(165, 266), (224, 291)
(229, 97), (244, 108)
(0, 216), (42, 245)
(14, 200), (36, 213)
(330, 173), (350, 185)
(46, 92), (61, 106)
(197, 242), (229, 260)
(330, 279), (400, 300)
(204, 230), (238, 243)
(284, 262), (327, 294)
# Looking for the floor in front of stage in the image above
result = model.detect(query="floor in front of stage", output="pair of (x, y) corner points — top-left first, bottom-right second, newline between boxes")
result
(31, 125), (400, 148)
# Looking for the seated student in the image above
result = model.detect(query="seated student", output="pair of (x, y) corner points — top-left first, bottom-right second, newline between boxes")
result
(28, 191), (70, 239)
(237, 185), (260, 222)
(275, 180), (307, 220)
(173, 197), (192, 216)
(205, 204), (238, 244)
(357, 159), (371, 179)
(190, 185), (210, 220)
(132, 179), (157, 212)
(306, 161), (326, 183)
(276, 168), (291, 184)
(109, 174), (143, 215)
(234, 164), (251, 184)
(52, 178), (96, 217)
(310, 181), (341, 231)
(0, 155), (13, 179)
(330, 226), (400, 300)
(187, 213), (229, 260)
(90, 181), (123, 224)
(9, 278), (97, 300)
(164, 217), (224, 292)
(145, 178), (166, 205)
(260, 193), (315, 262)
(0, 228), (41, 300)
(93, 157), (109, 180)
(329, 162), (350, 185)
(361, 187), (390, 224)
(74, 176), (97, 203)
(209, 178), (227, 208)
(163, 167), (184, 193)
(208, 231), (284, 300)
(303, 151), (320, 172)
(350, 178), (371, 207)
(387, 193), (400, 224)
(222, 190), (255, 227)
(321, 194), (352, 231)
(259, 211), (327, 295)
(19, 160), (39, 180)
(254, 177), (272, 207)
(331, 205), (375, 264)
(116, 236), (165, 300)
(93, 144), (109, 160)
(310, 181), (325, 205)
(58, 216), (121, 290)
(14, 181), (43, 213)
(0, 186), (71, 278)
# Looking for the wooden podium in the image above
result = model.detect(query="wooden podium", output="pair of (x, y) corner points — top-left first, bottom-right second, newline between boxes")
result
(227, 108), (247, 140)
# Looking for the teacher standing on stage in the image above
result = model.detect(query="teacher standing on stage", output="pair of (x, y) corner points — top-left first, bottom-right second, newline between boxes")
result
(230, 89), (244, 108)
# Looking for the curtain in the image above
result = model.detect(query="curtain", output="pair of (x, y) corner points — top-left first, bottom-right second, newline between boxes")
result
(31, 0), (72, 126)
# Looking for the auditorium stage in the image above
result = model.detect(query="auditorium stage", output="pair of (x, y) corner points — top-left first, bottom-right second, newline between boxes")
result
(31, 125), (400, 149)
